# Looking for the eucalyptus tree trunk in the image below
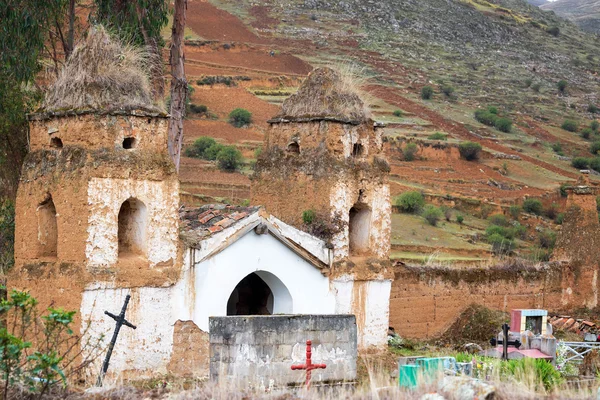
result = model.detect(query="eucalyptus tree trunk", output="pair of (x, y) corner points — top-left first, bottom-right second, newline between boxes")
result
(168, 0), (187, 171)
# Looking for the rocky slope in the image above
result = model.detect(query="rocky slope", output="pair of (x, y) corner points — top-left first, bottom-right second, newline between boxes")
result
(542, 0), (600, 34)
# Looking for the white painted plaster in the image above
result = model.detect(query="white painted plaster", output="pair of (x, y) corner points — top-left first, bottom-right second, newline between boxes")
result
(86, 178), (179, 268)
(332, 276), (354, 314)
(267, 215), (330, 264)
(80, 286), (174, 378)
(349, 207), (371, 254)
(180, 232), (336, 331)
(361, 280), (392, 348)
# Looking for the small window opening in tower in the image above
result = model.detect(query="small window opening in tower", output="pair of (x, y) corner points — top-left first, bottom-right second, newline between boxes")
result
(352, 143), (364, 157)
(348, 205), (372, 255)
(37, 194), (58, 257)
(287, 142), (300, 154)
(50, 137), (63, 149)
(227, 273), (274, 315)
(117, 197), (147, 257)
(122, 137), (136, 149)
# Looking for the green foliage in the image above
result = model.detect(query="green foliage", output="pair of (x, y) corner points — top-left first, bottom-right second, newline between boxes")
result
(93, 0), (169, 46)
(189, 104), (208, 114)
(524, 78), (533, 88)
(216, 146), (242, 171)
(403, 143), (418, 161)
(228, 108), (252, 128)
(488, 106), (498, 115)
(254, 146), (263, 159)
(591, 141), (600, 155)
(0, 200), (15, 272)
(556, 213), (565, 225)
(458, 141), (482, 161)
(559, 183), (568, 198)
(523, 198), (543, 215)
(488, 214), (508, 227)
(545, 202), (559, 220)
(547, 26), (560, 37)
(512, 223), (527, 240)
(456, 214), (464, 224)
(590, 157), (600, 173)
(581, 128), (593, 140)
(494, 117), (512, 133)
(486, 224), (512, 240)
(184, 136), (217, 158)
(422, 205), (443, 226)
(501, 358), (564, 391)
(572, 157), (590, 169)
(421, 86), (434, 100)
(487, 233), (514, 253)
(588, 104), (599, 114)
(538, 229), (557, 249)
(531, 83), (541, 93)
(440, 84), (455, 97)
(551, 142), (562, 154)
(480, 204), (493, 219)
(395, 191), (425, 213)
(474, 109), (497, 126)
(302, 209), (316, 225)
(393, 110), (403, 117)
(561, 120), (578, 132)
(591, 120), (599, 132)
(428, 132), (447, 140)
(557, 79), (568, 93)
(509, 205), (521, 220)
(204, 143), (224, 161)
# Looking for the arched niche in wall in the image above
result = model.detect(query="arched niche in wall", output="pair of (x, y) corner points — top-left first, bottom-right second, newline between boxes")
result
(37, 194), (58, 257)
(226, 271), (293, 316)
(117, 197), (148, 257)
(348, 204), (372, 255)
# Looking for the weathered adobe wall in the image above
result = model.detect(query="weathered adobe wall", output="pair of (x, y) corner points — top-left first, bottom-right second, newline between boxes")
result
(389, 263), (566, 339)
(265, 120), (384, 160)
(29, 114), (169, 152)
(209, 315), (357, 386)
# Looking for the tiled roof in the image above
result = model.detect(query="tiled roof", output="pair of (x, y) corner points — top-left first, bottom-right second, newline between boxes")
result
(179, 204), (260, 248)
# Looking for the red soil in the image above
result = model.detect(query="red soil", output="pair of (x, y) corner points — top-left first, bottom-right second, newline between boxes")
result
(184, 120), (263, 145)
(249, 5), (280, 30)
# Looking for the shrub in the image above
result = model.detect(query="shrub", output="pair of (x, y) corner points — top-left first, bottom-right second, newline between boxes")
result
(204, 143), (225, 160)
(486, 224), (509, 239)
(443, 207), (452, 222)
(572, 157), (590, 169)
(511, 223), (527, 240)
(589, 104), (599, 114)
(556, 213), (565, 225)
(547, 26), (560, 37)
(589, 157), (600, 172)
(524, 78), (533, 88)
(538, 229), (557, 249)
(488, 214), (509, 227)
(189, 104), (208, 114)
(393, 110), (403, 117)
(396, 191), (425, 213)
(487, 233), (514, 254)
(591, 141), (600, 155)
(545, 203), (559, 220)
(428, 132), (447, 140)
(561, 120), (578, 132)
(488, 106), (498, 115)
(559, 183), (568, 198)
(480, 204), (493, 219)
(509, 205), (521, 220)
(216, 145), (242, 171)
(441, 84), (455, 97)
(421, 86), (434, 100)
(403, 143), (418, 161)
(184, 136), (217, 158)
(228, 108), (252, 127)
(302, 209), (316, 225)
(422, 205), (443, 226)
(592, 120), (600, 132)
(531, 83), (541, 93)
(581, 128), (593, 140)
(494, 117), (512, 133)
(551, 142), (564, 156)
(474, 109), (498, 126)
(0, 200), (15, 271)
(557, 80), (568, 93)
(458, 141), (482, 161)
(456, 214), (464, 224)
(523, 198), (543, 215)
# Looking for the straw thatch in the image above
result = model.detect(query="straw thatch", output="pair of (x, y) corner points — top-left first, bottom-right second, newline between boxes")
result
(42, 26), (162, 114)
(274, 67), (371, 123)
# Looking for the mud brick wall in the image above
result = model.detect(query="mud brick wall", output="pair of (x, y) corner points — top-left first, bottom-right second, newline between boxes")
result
(390, 263), (566, 339)
(209, 315), (357, 387)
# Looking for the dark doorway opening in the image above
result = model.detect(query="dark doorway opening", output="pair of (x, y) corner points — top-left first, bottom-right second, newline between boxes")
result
(50, 137), (63, 149)
(352, 143), (364, 157)
(227, 273), (274, 315)
(123, 137), (136, 149)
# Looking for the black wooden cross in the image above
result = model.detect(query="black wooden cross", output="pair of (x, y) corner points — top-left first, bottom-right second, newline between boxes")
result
(490, 323), (521, 360)
(96, 294), (137, 386)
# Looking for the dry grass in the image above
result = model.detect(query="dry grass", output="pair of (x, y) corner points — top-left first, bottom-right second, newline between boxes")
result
(42, 25), (163, 113)
(276, 66), (372, 123)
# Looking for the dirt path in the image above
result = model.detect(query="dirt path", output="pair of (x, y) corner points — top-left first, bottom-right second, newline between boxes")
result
(367, 85), (580, 181)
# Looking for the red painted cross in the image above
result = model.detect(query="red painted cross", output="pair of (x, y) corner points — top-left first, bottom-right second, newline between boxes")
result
(291, 340), (327, 388)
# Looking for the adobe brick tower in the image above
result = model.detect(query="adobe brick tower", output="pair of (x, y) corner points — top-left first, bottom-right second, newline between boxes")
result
(251, 67), (391, 263)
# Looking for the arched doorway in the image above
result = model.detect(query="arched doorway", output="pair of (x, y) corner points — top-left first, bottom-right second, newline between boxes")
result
(349, 204), (371, 255)
(226, 271), (293, 316)
(37, 194), (58, 257)
(117, 197), (147, 257)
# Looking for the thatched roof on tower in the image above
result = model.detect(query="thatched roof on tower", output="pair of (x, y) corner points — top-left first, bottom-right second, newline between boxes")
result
(271, 67), (371, 124)
(41, 26), (163, 115)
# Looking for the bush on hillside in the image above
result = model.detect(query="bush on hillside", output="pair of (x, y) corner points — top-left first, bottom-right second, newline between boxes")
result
(474, 109), (497, 126)
(403, 143), (418, 161)
(572, 157), (590, 169)
(488, 233), (515, 253)
(523, 198), (543, 215)
(561, 120), (578, 132)
(557, 79), (568, 93)
(204, 143), (225, 160)
(591, 141), (600, 155)
(396, 191), (425, 213)
(184, 136), (217, 158)
(458, 141), (482, 161)
(581, 128), (593, 140)
(441, 84), (455, 97)
(531, 83), (541, 93)
(456, 214), (464, 224)
(547, 26), (560, 37)
(556, 213), (565, 225)
(509, 205), (521, 219)
(216, 145), (242, 171)
(421, 86), (434, 100)
(589, 157), (600, 173)
(488, 214), (509, 227)
(538, 229), (557, 249)
(494, 117), (512, 133)
(545, 203), (559, 220)
(591, 120), (599, 132)
(422, 205), (443, 226)
(588, 104), (599, 114)
(428, 132), (447, 140)
(393, 109), (403, 117)
(228, 108), (252, 127)
(189, 104), (208, 114)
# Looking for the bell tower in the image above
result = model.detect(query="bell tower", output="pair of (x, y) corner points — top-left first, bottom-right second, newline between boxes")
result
(251, 67), (391, 262)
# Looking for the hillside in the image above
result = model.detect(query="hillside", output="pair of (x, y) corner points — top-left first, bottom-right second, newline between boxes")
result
(175, 0), (600, 264)
(542, 0), (600, 34)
